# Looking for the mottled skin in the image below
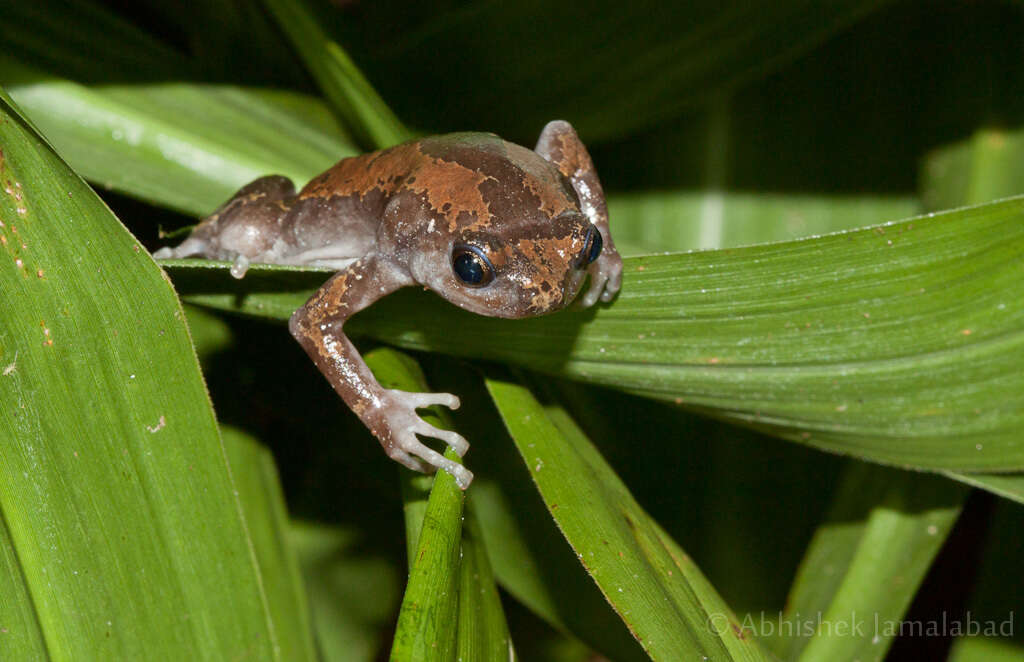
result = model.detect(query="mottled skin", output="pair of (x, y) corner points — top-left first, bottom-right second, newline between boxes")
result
(155, 121), (622, 488)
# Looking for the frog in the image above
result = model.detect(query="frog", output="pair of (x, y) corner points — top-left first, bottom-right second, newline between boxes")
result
(154, 120), (622, 489)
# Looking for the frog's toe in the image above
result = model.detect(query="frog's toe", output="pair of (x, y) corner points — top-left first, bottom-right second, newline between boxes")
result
(599, 272), (622, 302)
(394, 390), (461, 412)
(385, 444), (433, 473)
(406, 413), (470, 458)
(433, 426), (470, 457)
(397, 425), (474, 489)
(154, 236), (209, 260)
(230, 254), (251, 279)
(581, 255), (622, 306)
(606, 262), (623, 295)
(580, 272), (608, 307)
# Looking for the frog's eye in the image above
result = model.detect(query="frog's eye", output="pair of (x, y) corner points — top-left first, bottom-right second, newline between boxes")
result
(575, 226), (603, 269)
(452, 244), (495, 287)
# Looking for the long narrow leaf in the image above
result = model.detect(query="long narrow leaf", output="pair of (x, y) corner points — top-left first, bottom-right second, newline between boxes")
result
(486, 374), (770, 661)
(4, 58), (354, 215)
(262, 0), (413, 149)
(456, 506), (515, 662)
(610, 191), (917, 252)
(0, 89), (287, 659)
(944, 472), (1024, 506)
(221, 426), (318, 661)
(769, 465), (965, 661)
(367, 349), (466, 661)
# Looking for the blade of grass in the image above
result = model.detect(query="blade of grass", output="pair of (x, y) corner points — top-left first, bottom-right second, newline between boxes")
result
(485, 373), (771, 661)
(0, 88), (289, 659)
(391, 447), (463, 661)
(261, 0), (413, 149)
(421, 352), (648, 660)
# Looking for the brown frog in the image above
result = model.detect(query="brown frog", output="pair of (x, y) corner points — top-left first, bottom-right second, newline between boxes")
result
(155, 120), (622, 488)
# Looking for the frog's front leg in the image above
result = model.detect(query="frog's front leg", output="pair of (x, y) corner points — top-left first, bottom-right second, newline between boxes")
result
(535, 120), (623, 306)
(288, 254), (474, 488)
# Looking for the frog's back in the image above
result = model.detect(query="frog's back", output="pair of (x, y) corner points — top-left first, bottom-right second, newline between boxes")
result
(408, 132), (580, 233)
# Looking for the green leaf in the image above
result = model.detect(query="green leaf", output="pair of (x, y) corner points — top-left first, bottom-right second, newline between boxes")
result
(262, 0), (413, 149)
(0, 89), (290, 658)
(944, 472), (1024, 506)
(456, 505), (515, 662)
(418, 355), (648, 661)
(221, 426), (318, 661)
(609, 191), (918, 253)
(367, 348), (466, 661)
(768, 464), (966, 661)
(169, 195), (1024, 478)
(372, 348), (514, 661)
(4, 58), (355, 216)
(922, 128), (1024, 212)
(485, 374), (771, 661)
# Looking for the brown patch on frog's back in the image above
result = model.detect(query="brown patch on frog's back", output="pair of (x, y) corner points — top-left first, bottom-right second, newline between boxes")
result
(299, 145), (426, 201)
(420, 133), (577, 231)
(300, 138), (494, 233)
(298, 132), (581, 240)
(403, 156), (493, 233)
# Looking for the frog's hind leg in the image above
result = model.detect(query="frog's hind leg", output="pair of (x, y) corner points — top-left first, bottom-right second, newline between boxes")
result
(153, 175), (297, 275)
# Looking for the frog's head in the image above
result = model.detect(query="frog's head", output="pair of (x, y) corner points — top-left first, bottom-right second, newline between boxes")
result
(398, 131), (606, 318)
(410, 210), (602, 319)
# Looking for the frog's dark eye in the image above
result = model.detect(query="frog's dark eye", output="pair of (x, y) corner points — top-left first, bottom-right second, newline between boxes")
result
(575, 226), (603, 269)
(452, 244), (494, 287)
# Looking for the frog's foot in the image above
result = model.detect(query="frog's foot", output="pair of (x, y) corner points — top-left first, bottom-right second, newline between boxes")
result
(152, 237), (210, 260)
(382, 389), (474, 489)
(230, 254), (250, 279)
(581, 250), (623, 307)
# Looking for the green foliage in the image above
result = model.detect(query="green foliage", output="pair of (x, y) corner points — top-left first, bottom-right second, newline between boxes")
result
(2, 1), (1023, 660)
